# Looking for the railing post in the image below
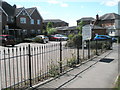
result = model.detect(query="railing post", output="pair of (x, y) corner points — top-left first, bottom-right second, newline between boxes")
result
(88, 40), (90, 59)
(96, 40), (98, 55)
(28, 44), (32, 87)
(77, 46), (80, 64)
(60, 40), (62, 73)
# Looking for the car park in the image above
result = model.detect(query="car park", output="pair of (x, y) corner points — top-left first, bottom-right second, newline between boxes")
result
(49, 34), (68, 41)
(0, 35), (16, 46)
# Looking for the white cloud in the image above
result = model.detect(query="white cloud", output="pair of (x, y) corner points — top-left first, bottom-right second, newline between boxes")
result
(101, 0), (119, 6)
(60, 3), (68, 7)
(47, 0), (59, 4)
(80, 5), (84, 8)
(46, 0), (69, 7)
(16, 5), (23, 8)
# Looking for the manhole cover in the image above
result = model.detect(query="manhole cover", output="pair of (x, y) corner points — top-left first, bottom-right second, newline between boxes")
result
(99, 58), (114, 63)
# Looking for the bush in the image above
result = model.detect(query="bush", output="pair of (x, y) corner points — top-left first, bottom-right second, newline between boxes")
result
(89, 40), (112, 49)
(68, 34), (74, 40)
(72, 34), (82, 47)
(66, 34), (82, 48)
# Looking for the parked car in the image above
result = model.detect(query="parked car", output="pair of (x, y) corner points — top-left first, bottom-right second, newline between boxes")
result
(33, 35), (49, 43)
(49, 34), (68, 41)
(94, 35), (117, 42)
(0, 35), (16, 46)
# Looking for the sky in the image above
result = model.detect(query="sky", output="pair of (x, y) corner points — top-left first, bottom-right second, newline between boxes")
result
(3, 0), (119, 26)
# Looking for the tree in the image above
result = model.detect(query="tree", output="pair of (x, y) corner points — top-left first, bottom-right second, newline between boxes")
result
(46, 22), (56, 35)
(76, 20), (84, 34)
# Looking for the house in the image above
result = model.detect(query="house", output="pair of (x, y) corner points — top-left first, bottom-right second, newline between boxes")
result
(77, 17), (95, 26)
(43, 19), (69, 30)
(15, 7), (43, 38)
(92, 25), (107, 38)
(1, 1), (16, 34)
(56, 26), (79, 35)
(77, 16), (107, 37)
(99, 13), (120, 37)
(26, 7), (43, 36)
(1, 1), (43, 42)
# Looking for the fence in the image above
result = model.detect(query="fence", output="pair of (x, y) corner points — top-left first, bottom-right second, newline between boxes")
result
(0, 40), (110, 89)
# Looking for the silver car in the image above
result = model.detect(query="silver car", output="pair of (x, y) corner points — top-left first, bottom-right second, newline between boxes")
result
(35, 35), (49, 43)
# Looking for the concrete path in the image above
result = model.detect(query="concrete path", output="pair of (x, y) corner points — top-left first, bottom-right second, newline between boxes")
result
(33, 43), (118, 89)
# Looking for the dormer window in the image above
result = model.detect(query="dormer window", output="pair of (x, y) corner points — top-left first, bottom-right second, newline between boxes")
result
(31, 19), (34, 24)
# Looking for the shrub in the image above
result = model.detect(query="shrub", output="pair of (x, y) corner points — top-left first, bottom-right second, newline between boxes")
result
(66, 34), (82, 48)
(68, 34), (74, 40)
(72, 34), (82, 47)
(49, 64), (59, 77)
(67, 54), (76, 68)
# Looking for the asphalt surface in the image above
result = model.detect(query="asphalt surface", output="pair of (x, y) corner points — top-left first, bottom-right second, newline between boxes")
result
(32, 43), (118, 89)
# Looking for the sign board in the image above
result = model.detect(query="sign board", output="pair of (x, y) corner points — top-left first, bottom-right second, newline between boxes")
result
(82, 24), (92, 41)
(115, 19), (120, 29)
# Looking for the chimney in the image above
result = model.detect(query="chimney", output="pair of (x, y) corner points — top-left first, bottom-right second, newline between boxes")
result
(96, 14), (99, 20)
(13, 4), (16, 8)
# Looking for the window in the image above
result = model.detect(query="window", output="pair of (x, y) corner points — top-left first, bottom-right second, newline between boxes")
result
(22, 30), (27, 35)
(31, 29), (35, 34)
(37, 19), (40, 25)
(20, 17), (26, 24)
(37, 29), (41, 34)
(31, 19), (34, 24)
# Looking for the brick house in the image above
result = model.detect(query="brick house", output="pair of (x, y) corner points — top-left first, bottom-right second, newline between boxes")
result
(16, 7), (43, 38)
(99, 13), (120, 37)
(26, 7), (43, 36)
(56, 26), (79, 35)
(1, 1), (43, 42)
(43, 19), (69, 30)
(1, 1), (16, 34)
(77, 17), (95, 26)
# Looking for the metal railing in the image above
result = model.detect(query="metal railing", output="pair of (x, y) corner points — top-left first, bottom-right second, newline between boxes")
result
(0, 40), (110, 89)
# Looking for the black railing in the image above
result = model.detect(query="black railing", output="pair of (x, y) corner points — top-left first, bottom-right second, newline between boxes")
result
(0, 40), (110, 89)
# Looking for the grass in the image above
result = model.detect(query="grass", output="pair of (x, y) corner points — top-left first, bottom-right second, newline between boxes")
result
(114, 75), (120, 90)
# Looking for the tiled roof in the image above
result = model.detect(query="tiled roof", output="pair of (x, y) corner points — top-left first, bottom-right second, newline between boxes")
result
(2, 1), (16, 16)
(77, 17), (95, 22)
(16, 7), (24, 15)
(26, 7), (36, 15)
(56, 26), (78, 31)
(43, 19), (67, 23)
(100, 13), (120, 20)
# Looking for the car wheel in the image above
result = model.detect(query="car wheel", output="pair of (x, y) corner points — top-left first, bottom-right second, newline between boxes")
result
(12, 44), (15, 47)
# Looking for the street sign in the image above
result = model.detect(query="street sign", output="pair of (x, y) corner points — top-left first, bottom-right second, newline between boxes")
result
(82, 24), (92, 41)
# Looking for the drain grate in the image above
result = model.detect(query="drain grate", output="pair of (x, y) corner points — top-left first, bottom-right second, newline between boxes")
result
(99, 58), (114, 63)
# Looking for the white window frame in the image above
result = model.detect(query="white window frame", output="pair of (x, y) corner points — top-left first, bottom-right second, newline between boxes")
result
(31, 19), (34, 24)
(20, 17), (26, 24)
(37, 19), (40, 25)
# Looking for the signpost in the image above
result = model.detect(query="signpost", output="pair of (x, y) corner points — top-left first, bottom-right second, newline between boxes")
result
(82, 24), (92, 59)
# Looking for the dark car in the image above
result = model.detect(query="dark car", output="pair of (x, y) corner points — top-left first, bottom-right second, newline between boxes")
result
(0, 35), (16, 46)
(49, 34), (68, 41)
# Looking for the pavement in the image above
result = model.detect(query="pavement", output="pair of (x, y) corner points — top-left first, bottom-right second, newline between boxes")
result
(31, 43), (119, 89)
